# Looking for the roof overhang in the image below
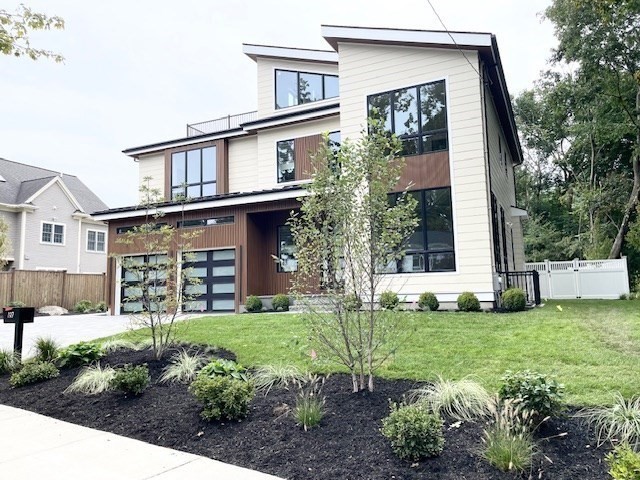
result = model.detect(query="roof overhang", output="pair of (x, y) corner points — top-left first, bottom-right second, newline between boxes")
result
(241, 103), (339, 132)
(0, 203), (36, 213)
(123, 129), (250, 157)
(510, 206), (528, 218)
(243, 44), (338, 64)
(25, 176), (84, 213)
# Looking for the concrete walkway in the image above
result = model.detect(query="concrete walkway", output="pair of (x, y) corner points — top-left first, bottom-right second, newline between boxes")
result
(0, 404), (282, 480)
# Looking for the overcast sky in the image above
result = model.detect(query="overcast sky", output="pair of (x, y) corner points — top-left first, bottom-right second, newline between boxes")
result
(0, 0), (556, 209)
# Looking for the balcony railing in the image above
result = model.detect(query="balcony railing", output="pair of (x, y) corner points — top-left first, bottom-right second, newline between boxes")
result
(186, 111), (257, 137)
(497, 270), (541, 306)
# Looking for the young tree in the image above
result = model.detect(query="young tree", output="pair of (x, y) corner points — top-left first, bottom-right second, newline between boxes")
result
(0, 4), (64, 62)
(115, 178), (201, 360)
(290, 124), (418, 393)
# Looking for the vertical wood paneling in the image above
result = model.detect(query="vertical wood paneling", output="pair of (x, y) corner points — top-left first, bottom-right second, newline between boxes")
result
(294, 134), (322, 180)
(393, 151), (450, 193)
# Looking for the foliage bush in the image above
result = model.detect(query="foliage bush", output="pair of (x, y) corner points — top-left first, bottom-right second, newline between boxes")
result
(457, 292), (481, 312)
(245, 295), (263, 313)
(7, 300), (25, 307)
(159, 349), (207, 384)
(501, 288), (527, 312)
(379, 291), (400, 310)
(10, 361), (59, 387)
(0, 349), (19, 375)
(94, 301), (107, 312)
(499, 370), (564, 419)
(342, 293), (362, 311)
(33, 336), (60, 363)
(198, 358), (248, 382)
(410, 376), (491, 421)
(381, 403), (445, 460)
(74, 299), (94, 313)
(271, 294), (290, 312)
(112, 364), (150, 395)
(56, 342), (104, 368)
(578, 393), (640, 450)
(606, 444), (640, 480)
(64, 364), (116, 395)
(189, 375), (255, 421)
(418, 292), (439, 311)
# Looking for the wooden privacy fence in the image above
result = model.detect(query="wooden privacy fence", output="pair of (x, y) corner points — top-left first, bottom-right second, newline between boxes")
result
(0, 270), (106, 310)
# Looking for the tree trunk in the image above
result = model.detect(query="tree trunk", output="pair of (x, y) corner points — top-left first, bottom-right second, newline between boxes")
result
(609, 85), (640, 259)
(352, 372), (358, 393)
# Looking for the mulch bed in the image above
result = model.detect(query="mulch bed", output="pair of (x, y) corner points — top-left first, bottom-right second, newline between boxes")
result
(0, 348), (608, 479)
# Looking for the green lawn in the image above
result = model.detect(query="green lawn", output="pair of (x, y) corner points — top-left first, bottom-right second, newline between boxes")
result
(113, 300), (640, 406)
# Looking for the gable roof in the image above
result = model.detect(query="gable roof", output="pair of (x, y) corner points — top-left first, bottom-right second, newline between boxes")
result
(0, 158), (109, 214)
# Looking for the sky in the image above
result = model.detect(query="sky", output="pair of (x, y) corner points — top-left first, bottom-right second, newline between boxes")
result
(0, 0), (556, 209)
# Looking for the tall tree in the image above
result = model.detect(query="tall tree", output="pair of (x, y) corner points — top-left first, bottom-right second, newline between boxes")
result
(0, 4), (64, 61)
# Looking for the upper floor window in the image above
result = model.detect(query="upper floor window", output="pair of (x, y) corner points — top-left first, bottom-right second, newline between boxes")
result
(367, 79), (448, 156)
(42, 222), (65, 245)
(275, 69), (339, 110)
(277, 139), (295, 183)
(171, 146), (216, 200)
(87, 230), (105, 252)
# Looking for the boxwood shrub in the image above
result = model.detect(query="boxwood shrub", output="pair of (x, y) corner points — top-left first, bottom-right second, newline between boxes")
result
(379, 291), (400, 310)
(457, 292), (481, 312)
(112, 364), (150, 395)
(381, 403), (445, 460)
(418, 292), (439, 311)
(271, 294), (290, 312)
(501, 288), (526, 312)
(190, 375), (255, 421)
(245, 295), (263, 313)
(10, 361), (59, 387)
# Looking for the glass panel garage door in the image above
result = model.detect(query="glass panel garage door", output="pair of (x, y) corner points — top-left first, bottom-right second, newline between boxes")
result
(120, 254), (168, 313)
(183, 249), (235, 312)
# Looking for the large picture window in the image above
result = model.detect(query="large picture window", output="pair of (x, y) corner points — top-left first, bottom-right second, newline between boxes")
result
(171, 146), (216, 200)
(275, 69), (339, 110)
(277, 225), (297, 272)
(87, 230), (106, 252)
(386, 187), (455, 273)
(277, 139), (295, 183)
(367, 79), (448, 156)
(41, 222), (65, 245)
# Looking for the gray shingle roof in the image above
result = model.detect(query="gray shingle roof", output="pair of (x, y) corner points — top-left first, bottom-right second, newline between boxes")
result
(0, 158), (108, 214)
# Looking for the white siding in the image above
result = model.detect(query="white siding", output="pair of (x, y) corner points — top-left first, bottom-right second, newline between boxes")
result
(228, 136), (258, 193)
(256, 57), (339, 119)
(79, 223), (108, 273)
(337, 42), (495, 299)
(137, 152), (165, 200)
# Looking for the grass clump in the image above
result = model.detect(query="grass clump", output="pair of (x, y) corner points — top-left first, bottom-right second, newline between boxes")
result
(33, 336), (61, 363)
(381, 403), (445, 460)
(410, 376), (491, 421)
(294, 374), (326, 431)
(112, 364), (150, 395)
(578, 393), (640, 450)
(190, 375), (255, 421)
(606, 443), (640, 480)
(418, 292), (439, 311)
(159, 349), (207, 384)
(74, 299), (94, 313)
(64, 364), (116, 395)
(10, 361), (59, 387)
(0, 348), (20, 375)
(100, 338), (139, 353)
(252, 364), (306, 395)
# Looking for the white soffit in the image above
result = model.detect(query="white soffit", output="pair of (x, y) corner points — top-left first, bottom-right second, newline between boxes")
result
(321, 25), (492, 50)
(511, 207), (528, 218)
(243, 44), (338, 63)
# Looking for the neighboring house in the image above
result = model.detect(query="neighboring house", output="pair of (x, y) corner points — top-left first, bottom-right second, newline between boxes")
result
(0, 158), (109, 273)
(94, 25), (527, 314)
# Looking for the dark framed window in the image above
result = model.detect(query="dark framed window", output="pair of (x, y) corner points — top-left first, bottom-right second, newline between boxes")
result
(491, 193), (502, 272)
(277, 139), (295, 183)
(367, 79), (448, 156)
(386, 187), (455, 273)
(87, 230), (105, 252)
(171, 146), (216, 200)
(41, 222), (65, 245)
(178, 216), (234, 228)
(275, 69), (339, 109)
(277, 225), (297, 272)
(500, 206), (509, 272)
(116, 223), (167, 235)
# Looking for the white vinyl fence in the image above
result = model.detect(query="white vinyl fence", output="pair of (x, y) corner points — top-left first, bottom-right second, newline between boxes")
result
(525, 258), (630, 300)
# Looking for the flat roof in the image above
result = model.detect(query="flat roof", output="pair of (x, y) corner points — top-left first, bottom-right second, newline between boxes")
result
(243, 44), (338, 64)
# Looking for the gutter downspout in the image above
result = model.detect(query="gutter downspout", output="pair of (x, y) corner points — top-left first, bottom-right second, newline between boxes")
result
(18, 210), (27, 269)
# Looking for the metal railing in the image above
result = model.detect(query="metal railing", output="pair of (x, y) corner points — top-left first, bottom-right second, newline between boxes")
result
(186, 111), (257, 137)
(498, 270), (541, 306)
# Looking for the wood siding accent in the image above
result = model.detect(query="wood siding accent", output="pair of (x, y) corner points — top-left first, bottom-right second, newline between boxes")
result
(393, 151), (450, 193)
(163, 139), (228, 201)
(294, 134), (322, 181)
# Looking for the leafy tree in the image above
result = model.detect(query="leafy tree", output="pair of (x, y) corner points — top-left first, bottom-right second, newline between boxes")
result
(289, 124), (418, 393)
(0, 217), (10, 269)
(0, 4), (64, 62)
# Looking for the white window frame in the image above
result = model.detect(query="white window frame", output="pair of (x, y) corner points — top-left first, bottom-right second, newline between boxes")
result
(40, 221), (66, 246)
(86, 229), (106, 253)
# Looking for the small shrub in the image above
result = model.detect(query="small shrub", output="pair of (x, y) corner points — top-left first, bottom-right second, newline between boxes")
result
(501, 288), (526, 312)
(112, 364), (150, 395)
(189, 375), (255, 421)
(457, 291), (481, 312)
(578, 393), (640, 450)
(10, 361), (59, 387)
(252, 364), (306, 395)
(418, 292), (439, 311)
(33, 336), (61, 363)
(0, 348), (20, 375)
(379, 291), (400, 310)
(499, 370), (564, 420)
(295, 374), (326, 431)
(381, 403), (445, 460)
(606, 444), (640, 480)
(620, 293), (629, 301)
(409, 376), (491, 421)
(64, 364), (116, 395)
(94, 301), (107, 312)
(56, 342), (104, 368)
(74, 299), (94, 313)
(271, 294), (290, 312)
(343, 293), (362, 311)
(245, 295), (263, 313)
(199, 358), (248, 382)
(159, 349), (207, 384)
(8, 300), (25, 307)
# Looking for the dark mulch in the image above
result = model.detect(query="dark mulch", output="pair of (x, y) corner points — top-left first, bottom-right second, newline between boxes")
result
(0, 348), (608, 479)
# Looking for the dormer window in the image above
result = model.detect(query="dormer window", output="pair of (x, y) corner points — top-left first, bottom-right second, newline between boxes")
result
(171, 146), (217, 200)
(275, 69), (338, 109)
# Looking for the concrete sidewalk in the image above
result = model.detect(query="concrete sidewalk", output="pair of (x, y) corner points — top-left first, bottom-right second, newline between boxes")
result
(0, 404), (282, 480)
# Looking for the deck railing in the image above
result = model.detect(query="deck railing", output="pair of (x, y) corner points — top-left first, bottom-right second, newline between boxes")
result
(498, 270), (541, 306)
(186, 111), (257, 137)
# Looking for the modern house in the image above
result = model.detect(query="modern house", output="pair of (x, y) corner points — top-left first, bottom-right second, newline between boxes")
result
(0, 158), (109, 273)
(94, 25), (527, 314)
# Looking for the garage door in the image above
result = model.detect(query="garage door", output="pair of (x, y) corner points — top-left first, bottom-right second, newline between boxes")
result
(183, 249), (235, 313)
